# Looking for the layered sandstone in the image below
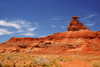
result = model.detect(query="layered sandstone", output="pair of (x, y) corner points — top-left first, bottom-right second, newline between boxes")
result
(2, 31), (100, 45)
(67, 16), (90, 31)
(0, 16), (100, 54)
(1, 16), (100, 45)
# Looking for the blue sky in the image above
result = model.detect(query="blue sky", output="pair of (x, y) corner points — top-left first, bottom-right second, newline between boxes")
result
(0, 0), (100, 43)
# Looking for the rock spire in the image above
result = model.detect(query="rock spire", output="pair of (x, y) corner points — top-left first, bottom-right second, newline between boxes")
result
(67, 16), (90, 31)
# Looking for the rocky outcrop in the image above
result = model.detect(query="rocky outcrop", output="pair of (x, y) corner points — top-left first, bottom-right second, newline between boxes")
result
(2, 17), (99, 45)
(0, 49), (5, 53)
(0, 16), (100, 54)
(67, 16), (90, 31)
(1, 31), (100, 45)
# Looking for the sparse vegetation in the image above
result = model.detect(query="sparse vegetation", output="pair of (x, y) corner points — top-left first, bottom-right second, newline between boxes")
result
(5, 55), (11, 60)
(33, 57), (52, 66)
(0, 53), (100, 67)
(58, 57), (66, 62)
(68, 59), (72, 62)
(92, 61), (100, 67)
(51, 60), (58, 67)
(4, 64), (11, 67)
(84, 58), (90, 62)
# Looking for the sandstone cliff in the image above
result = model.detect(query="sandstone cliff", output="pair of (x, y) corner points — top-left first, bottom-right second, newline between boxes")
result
(0, 16), (100, 54)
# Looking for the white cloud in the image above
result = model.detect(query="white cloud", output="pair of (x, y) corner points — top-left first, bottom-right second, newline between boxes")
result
(61, 26), (66, 29)
(20, 22), (25, 24)
(4, 18), (8, 20)
(0, 19), (39, 36)
(0, 32), (4, 35)
(40, 35), (46, 37)
(0, 20), (34, 29)
(28, 22), (30, 24)
(87, 20), (90, 22)
(51, 25), (56, 28)
(50, 18), (61, 20)
(28, 28), (36, 31)
(82, 14), (99, 20)
(35, 22), (39, 27)
(86, 23), (95, 26)
(0, 20), (21, 29)
(17, 30), (24, 33)
(0, 29), (13, 35)
(21, 33), (35, 36)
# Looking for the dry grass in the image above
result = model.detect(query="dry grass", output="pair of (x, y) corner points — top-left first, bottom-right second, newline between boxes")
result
(92, 61), (100, 67)
(0, 53), (100, 67)
(0, 53), (61, 67)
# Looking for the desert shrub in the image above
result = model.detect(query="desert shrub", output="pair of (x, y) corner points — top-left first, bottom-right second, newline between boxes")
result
(97, 57), (100, 60)
(60, 65), (62, 67)
(68, 59), (72, 62)
(92, 61), (100, 67)
(19, 57), (25, 61)
(58, 58), (66, 62)
(33, 57), (52, 66)
(84, 58), (90, 62)
(4, 64), (11, 67)
(50, 60), (58, 67)
(24, 64), (32, 67)
(5, 55), (10, 60)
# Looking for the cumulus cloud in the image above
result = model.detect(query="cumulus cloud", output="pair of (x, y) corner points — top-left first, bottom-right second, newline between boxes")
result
(21, 33), (35, 36)
(0, 29), (13, 35)
(0, 20), (34, 29)
(51, 25), (56, 28)
(0, 20), (21, 29)
(86, 23), (95, 26)
(17, 30), (24, 33)
(61, 26), (66, 29)
(0, 19), (40, 36)
(28, 28), (36, 31)
(82, 14), (99, 20)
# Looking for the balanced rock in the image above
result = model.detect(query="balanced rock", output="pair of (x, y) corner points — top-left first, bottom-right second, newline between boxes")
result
(67, 16), (90, 31)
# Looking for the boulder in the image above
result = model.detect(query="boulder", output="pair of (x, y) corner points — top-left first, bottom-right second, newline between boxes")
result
(18, 43), (29, 48)
(45, 41), (55, 44)
(10, 48), (18, 53)
(0, 49), (5, 53)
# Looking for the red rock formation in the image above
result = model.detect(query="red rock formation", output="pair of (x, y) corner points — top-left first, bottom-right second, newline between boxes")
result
(67, 16), (90, 31)
(0, 17), (100, 54)
(2, 31), (100, 46)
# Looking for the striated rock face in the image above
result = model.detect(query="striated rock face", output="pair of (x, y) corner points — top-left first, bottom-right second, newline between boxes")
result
(2, 31), (100, 45)
(1, 17), (100, 45)
(67, 16), (90, 31)
(0, 16), (100, 54)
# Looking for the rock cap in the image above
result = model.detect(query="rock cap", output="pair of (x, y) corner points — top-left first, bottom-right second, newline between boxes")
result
(72, 16), (80, 19)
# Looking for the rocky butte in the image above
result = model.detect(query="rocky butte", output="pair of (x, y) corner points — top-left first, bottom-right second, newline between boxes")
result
(0, 16), (100, 54)
(67, 16), (90, 31)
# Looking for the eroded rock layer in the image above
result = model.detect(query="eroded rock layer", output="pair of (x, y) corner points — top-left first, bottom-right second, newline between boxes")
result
(0, 17), (100, 54)
(67, 16), (90, 31)
(3, 31), (100, 44)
